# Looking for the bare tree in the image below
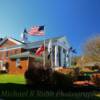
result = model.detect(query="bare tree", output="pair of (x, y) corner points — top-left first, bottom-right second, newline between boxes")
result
(84, 35), (100, 62)
(71, 56), (81, 66)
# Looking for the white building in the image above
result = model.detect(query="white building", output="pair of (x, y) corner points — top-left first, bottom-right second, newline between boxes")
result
(23, 36), (70, 67)
(0, 36), (70, 70)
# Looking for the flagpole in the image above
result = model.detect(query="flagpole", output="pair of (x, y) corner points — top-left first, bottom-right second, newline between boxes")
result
(43, 25), (46, 69)
(28, 25), (45, 68)
(43, 39), (46, 68)
(6, 33), (8, 38)
(50, 40), (53, 68)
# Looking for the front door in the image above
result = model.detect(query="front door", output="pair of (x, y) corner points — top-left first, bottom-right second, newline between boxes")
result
(0, 60), (7, 72)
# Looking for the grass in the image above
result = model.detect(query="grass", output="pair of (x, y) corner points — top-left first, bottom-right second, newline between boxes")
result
(0, 74), (100, 99)
(0, 74), (26, 84)
(1, 92), (100, 100)
(96, 93), (100, 97)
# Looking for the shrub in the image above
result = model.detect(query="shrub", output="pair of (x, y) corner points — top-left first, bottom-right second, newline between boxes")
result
(24, 66), (52, 85)
(91, 73), (100, 87)
(51, 71), (73, 88)
(92, 65), (100, 70)
(24, 64), (74, 91)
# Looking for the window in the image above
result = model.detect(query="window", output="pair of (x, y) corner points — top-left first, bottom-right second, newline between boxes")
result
(16, 59), (20, 67)
(15, 50), (19, 54)
(0, 61), (3, 68)
(0, 61), (6, 71)
(6, 51), (8, 57)
(9, 51), (12, 56)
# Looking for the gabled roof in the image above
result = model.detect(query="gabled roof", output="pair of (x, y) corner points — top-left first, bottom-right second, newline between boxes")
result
(32, 36), (66, 44)
(23, 36), (69, 49)
(0, 37), (23, 45)
(0, 36), (69, 51)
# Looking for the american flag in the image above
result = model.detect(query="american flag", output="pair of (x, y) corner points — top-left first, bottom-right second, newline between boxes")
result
(35, 45), (45, 56)
(28, 26), (44, 36)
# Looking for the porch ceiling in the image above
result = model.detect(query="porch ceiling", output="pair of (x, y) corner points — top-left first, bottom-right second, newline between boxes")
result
(9, 52), (43, 61)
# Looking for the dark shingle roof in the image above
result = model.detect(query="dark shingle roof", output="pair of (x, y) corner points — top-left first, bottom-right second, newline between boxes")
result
(0, 36), (69, 50)
(23, 36), (68, 48)
(0, 37), (23, 46)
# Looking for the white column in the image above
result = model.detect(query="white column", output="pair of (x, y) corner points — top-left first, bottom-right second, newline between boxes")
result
(66, 50), (69, 67)
(60, 47), (63, 67)
(55, 45), (58, 67)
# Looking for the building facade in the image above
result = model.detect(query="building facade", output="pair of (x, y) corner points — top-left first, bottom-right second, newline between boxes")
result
(0, 36), (70, 74)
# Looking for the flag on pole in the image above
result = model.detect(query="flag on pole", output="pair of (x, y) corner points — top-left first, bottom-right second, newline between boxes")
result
(68, 47), (76, 54)
(47, 40), (52, 59)
(72, 49), (77, 54)
(35, 45), (45, 56)
(28, 26), (44, 36)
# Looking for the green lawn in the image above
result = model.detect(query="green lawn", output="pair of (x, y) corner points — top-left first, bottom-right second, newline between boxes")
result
(0, 74), (100, 99)
(0, 74), (100, 100)
(0, 74), (26, 84)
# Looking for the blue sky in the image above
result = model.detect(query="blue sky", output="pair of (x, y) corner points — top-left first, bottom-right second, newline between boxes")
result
(0, 0), (100, 55)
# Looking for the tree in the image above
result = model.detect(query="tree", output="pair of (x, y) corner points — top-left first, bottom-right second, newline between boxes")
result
(71, 56), (81, 66)
(84, 35), (100, 62)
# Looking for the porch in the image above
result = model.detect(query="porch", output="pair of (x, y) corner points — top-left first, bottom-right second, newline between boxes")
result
(0, 60), (8, 73)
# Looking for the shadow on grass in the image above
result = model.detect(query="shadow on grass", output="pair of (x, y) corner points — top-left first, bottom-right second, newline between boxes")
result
(0, 83), (100, 100)
(1, 97), (100, 100)
(0, 83), (100, 92)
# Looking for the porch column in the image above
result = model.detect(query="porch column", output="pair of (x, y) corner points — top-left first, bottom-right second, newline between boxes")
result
(66, 50), (69, 67)
(60, 47), (64, 67)
(55, 45), (58, 67)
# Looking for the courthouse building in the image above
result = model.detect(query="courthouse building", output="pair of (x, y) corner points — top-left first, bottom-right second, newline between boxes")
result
(0, 36), (70, 74)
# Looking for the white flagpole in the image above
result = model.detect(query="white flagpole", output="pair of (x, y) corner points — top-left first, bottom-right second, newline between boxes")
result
(43, 26), (46, 68)
(43, 39), (46, 68)
(50, 40), (53, 68)
(6, 33), (8, 38)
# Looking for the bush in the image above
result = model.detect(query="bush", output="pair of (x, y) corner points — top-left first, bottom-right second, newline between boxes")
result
(24, 65), (74, 90)
(51, 71), (73, 88)
(92, 73), (100, 87)
(92, 65), (100, 70)
(24, 66), (52, 85)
